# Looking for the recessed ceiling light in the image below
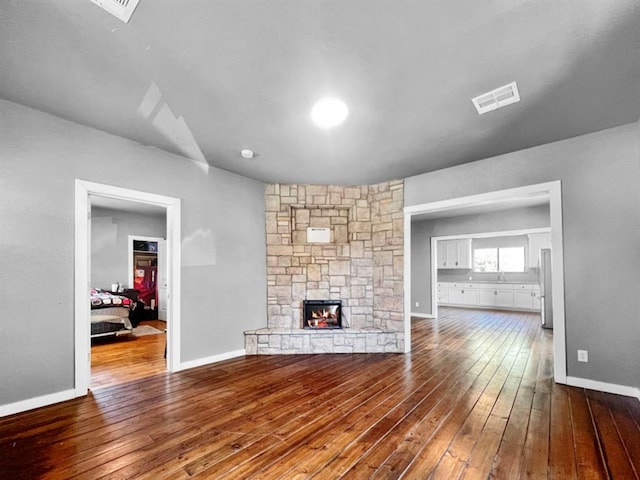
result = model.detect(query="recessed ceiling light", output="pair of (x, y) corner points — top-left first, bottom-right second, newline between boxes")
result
(311, 98), (349, 129)
(240, 149), (254, 159)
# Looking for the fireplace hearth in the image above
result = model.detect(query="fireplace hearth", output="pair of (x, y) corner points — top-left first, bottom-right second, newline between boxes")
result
(303, 300), (342, 329)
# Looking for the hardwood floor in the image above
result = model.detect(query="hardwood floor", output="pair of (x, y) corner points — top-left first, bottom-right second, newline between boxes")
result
(1, 308), (639, 479)
(91, 320), (167, 389)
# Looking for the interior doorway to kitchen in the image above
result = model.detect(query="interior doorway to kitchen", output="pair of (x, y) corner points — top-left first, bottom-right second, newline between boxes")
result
(404, 181), (566, 384)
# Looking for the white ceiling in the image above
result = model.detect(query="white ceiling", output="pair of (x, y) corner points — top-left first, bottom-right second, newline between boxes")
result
(1, 1), (638, 185)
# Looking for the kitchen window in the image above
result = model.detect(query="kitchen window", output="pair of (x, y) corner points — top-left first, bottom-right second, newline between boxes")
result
(473, 246), (525, 273)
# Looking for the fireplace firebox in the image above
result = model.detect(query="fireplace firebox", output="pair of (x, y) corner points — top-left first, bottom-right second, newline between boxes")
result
(303, 300), (342, 329)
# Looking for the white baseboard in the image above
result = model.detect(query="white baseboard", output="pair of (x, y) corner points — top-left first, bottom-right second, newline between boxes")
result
(1, 349), (248, 417)
(566, 376), (640, 401)
(178, 349), (246, 371)
(0, 388), (78, 418)
(411, 312), (435, 319)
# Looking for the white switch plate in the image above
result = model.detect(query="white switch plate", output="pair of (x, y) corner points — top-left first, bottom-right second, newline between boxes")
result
(577, 350), (589, 362)
(415, 302), (419, 307)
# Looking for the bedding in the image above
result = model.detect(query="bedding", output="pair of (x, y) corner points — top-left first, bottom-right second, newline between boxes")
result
(90, 289), (133, 338)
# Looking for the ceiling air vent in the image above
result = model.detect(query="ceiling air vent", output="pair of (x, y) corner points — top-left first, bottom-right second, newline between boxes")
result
(472, 81), (520, 115)
(90, 0), (141, 24)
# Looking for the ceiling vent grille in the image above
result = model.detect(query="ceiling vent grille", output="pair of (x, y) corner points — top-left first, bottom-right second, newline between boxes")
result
(90, 0), (141, 23)
(472, 81), (520, 115)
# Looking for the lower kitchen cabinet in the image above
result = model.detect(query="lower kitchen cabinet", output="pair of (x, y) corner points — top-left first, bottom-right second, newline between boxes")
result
(462, 288), (479, 306)
(437, 285), (449, 304)
(496, 290), (515, 308)
(449, 287), (464, 304)
(438, 282), (539, 312)
(445, 283), (478, 306)
(478, 288), (515, 308)
(478, 289), (497, 307)
(533, 291), (541, 310)
(514, 290), (540, 309)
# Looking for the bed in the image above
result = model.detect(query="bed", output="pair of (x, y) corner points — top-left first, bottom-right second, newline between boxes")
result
(90, 289), (134, 338)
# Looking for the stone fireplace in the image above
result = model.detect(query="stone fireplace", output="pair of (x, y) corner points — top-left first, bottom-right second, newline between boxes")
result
(244, 180), (405, 354)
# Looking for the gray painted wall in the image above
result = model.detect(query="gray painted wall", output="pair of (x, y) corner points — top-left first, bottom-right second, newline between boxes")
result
(411, 205), (550, 315)
(91, 207), (166, 290)
(0, 99), (267, 405)
(406, 122), (640, 389)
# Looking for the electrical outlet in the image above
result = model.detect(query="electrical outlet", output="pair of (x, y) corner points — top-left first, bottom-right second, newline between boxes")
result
(415, 301), (419, 307)
(577, 350), (589, 362)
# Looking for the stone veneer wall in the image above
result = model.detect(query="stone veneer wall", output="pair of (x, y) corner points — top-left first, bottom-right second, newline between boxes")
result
(245, 180), (405, 354)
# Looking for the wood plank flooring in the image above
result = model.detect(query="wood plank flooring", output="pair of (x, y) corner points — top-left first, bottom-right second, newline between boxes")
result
(1, 308), (639, 479)
(91, 320), (167, 389)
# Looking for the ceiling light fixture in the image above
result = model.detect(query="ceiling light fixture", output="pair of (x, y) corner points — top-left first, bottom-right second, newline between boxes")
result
(240, 149), (254, 159)
(311, 97), (349, 129)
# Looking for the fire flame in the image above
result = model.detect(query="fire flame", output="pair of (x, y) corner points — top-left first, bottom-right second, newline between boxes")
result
(310, 308), (336, 320)
(307, 306), (339, 328)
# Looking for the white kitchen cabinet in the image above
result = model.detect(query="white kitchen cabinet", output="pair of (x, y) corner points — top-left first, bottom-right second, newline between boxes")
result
(478, 289), (497, 307)
(461, 286), (479, 306)
(456, 240), (472, 269)
(448, 286), (464, 304)
(514, 290), (534, 309)
(532, 290), (542, 310)
(437, 283), (449, 303)
(496, 289), (515, 308)
(478, 285), (514, 308)
(437, 241), (455, 268)
(527, 233), (551, 269)
(437, 239), (472, 269)
(513, 284), (541, 310)
(438, 282), (537, 311)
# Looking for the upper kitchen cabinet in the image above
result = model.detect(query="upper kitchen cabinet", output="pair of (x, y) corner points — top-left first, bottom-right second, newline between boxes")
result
(437, 239), (472, 269)
(527, 232), (551, 268)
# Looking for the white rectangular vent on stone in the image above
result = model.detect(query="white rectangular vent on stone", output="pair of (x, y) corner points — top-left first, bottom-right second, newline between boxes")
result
(307, 227), (331, 243)
(90, 0), (141, 23)
(472, 81), (520, 115)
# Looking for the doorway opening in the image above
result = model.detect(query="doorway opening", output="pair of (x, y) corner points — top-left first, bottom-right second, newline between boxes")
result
(403, 181), (567, 384)
(74, 180), (181, 397)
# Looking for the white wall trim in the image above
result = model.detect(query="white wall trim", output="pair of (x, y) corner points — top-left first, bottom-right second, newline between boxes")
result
(74, 181), (91, 396)
(430, 236), (439, 319)
(403, 213), (412, 353)
(75, 180), (181, 400)
(178, 349), (246, 371)
(0, 389), (76, 418)
(410, 312), (435, 319)
(566, 376), (640, 401)
(404, 180), (567, 384)
(431, 226), (550, 242)
(404, 182), (554, 216)
(548, 180), (566, 384)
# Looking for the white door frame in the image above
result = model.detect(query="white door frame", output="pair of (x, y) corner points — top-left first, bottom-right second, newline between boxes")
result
(74, 180), (181, 396)
(403, 181), (567, 384)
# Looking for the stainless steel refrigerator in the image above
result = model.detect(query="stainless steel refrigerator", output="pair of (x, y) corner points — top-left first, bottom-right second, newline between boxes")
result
(539, 248), (553, 329)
